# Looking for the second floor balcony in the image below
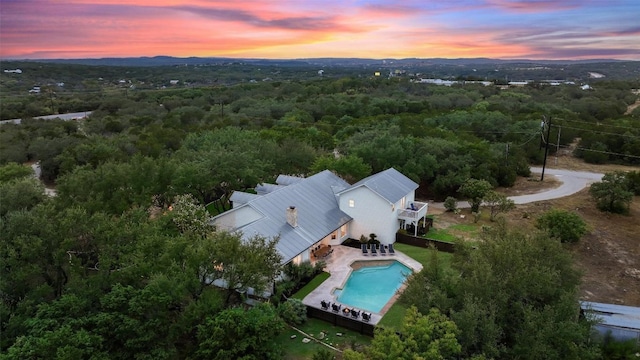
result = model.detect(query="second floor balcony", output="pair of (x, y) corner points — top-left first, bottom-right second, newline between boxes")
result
(397, 201), (428, 222)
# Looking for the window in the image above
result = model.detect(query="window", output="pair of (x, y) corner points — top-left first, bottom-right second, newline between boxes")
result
(340, 224), (348, 238)
(348, 199), (355, 208)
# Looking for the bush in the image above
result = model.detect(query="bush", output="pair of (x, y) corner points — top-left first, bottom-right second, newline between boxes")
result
(444, 196), (458, 212)
(277, 298), (307, 326)
(536, 209), (587, 243)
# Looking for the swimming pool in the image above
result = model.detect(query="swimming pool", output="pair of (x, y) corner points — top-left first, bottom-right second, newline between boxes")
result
(333, 260), (412, 313)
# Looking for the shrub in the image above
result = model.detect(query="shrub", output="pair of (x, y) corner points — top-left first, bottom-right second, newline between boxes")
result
(536, 209), (587, 243)
(277, 298), (307, 326)
(444, 196), (458, 212)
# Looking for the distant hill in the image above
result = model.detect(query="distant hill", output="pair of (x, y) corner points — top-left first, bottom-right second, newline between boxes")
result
(22, 56), (628, 67)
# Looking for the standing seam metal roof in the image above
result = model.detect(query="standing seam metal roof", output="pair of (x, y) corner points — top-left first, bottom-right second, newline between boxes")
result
(338, 167), (418, 204)
(220, 170), (352, 263)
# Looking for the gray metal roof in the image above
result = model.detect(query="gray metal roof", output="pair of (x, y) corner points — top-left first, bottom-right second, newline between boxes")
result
(276, 174), (305, 186)
(255, 183), (284, 195)
(215, 170), (352, 263)
(230, 191), (261, 206)
(581, 301), (640, 330)
(338, 167), (418, 204)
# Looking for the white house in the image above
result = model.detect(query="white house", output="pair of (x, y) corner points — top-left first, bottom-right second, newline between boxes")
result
(211, 168), (428, 265)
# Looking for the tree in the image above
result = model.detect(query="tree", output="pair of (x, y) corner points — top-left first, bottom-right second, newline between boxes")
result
(458, 178), (493, 213)
(536, 209), (588, 243)
(0, 162), (33, 183)
(483, 191), (515, 221)
(454, 225), (598, 359)
(589, 171), (633, 214)
(194, 303), (284, 360)
(169, 194), (211, 238)
(310, 154), (372, 183)
(0, 177), (46, 217)
(343, 306), (461, 360)
(444, 196), (458, 212)
(209, 231), (282, 305)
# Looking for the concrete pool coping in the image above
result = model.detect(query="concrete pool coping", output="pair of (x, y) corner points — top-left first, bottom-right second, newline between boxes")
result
(302, 245), (423, 325)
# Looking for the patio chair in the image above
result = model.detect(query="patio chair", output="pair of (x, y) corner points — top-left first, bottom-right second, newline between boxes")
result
(361, 243), (368, 255)
(321, 300), (330, 310)
(380, 245), (387, 255)
(332, 303), (341, 313)
(362, 312), (371, 322)
(388, 243), (395, 255)
(351, 309), (361, 319)
(371, 244), (378, 256)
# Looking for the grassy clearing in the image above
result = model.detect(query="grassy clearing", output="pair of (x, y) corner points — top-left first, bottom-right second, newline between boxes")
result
(276, 318), (372, 360)
(449, 223), (478, 232)
(424, 228), (458, 242)
(392, 243), (453, 268)
(291, 272), (330, 300)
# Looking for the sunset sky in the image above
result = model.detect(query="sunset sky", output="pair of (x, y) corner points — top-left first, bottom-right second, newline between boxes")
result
(1, 0), (639, 60)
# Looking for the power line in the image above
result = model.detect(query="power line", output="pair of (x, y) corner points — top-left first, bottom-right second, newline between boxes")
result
(557, 118), (639, 131)
(559, 125), (640, 139)
(556, 144), (640, 160)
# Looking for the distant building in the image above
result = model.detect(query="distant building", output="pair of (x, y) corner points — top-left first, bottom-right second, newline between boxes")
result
(169, 80), (179, 85)
(4, 69), (22, 74)
(581, 301), (640, 344)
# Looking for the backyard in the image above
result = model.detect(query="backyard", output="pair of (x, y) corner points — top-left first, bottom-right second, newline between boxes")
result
(278, 244), (452, 359)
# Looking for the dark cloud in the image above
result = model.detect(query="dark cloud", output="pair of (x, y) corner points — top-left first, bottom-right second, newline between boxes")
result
(174, 5), (342, 31)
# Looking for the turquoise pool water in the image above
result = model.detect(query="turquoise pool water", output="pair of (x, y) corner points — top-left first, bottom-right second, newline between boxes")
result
(333, 261), (411, 313)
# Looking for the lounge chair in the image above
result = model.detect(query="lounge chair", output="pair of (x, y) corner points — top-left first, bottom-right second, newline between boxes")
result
(332, 303), (341, 313)
(388, 243), (395, 255)
(321, 300), (330, 310)
(362, 312), (371, 322)
(380, 245), (386, 255)
(361, 243), (368, 255)
(371, 244), (378, 256)
(351, 309), (361, 319)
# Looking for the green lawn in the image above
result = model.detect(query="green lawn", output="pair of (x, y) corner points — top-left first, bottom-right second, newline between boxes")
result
(449, 223), (478, 232)
(377, 303), (407, 330)
(392, 242), (453, 268)
(276, 318), (372, 360)
(424, 228), (458, 242)
(291, 272), (330, 300)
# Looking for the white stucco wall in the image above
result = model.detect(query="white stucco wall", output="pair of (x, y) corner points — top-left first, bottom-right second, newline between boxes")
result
(339, 187), (401, 245)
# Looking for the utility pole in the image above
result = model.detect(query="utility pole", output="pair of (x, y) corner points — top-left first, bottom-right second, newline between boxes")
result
(555, 125), (561, 165)
(541, 116), (552, 181)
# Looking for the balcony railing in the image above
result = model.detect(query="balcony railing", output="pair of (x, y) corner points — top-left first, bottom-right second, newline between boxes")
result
(397, 201), (428, 221)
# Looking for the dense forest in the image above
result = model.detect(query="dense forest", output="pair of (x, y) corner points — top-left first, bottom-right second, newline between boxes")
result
(1, 60), (639, 359)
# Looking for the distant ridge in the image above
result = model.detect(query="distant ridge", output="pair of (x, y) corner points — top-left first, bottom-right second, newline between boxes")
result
(13, 56), (628, 67)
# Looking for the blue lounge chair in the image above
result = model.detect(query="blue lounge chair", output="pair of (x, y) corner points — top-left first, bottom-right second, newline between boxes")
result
(371, 244), (378, 256)
(361, 243), (368, 255)
(380, 245), (387, 255)
(388, 243), (395, 254)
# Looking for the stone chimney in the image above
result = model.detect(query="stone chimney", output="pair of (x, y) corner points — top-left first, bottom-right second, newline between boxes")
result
(286, 206), (298, 227)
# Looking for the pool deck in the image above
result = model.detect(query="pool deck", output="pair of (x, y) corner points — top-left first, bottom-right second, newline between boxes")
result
(302, 245), (423, 325)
